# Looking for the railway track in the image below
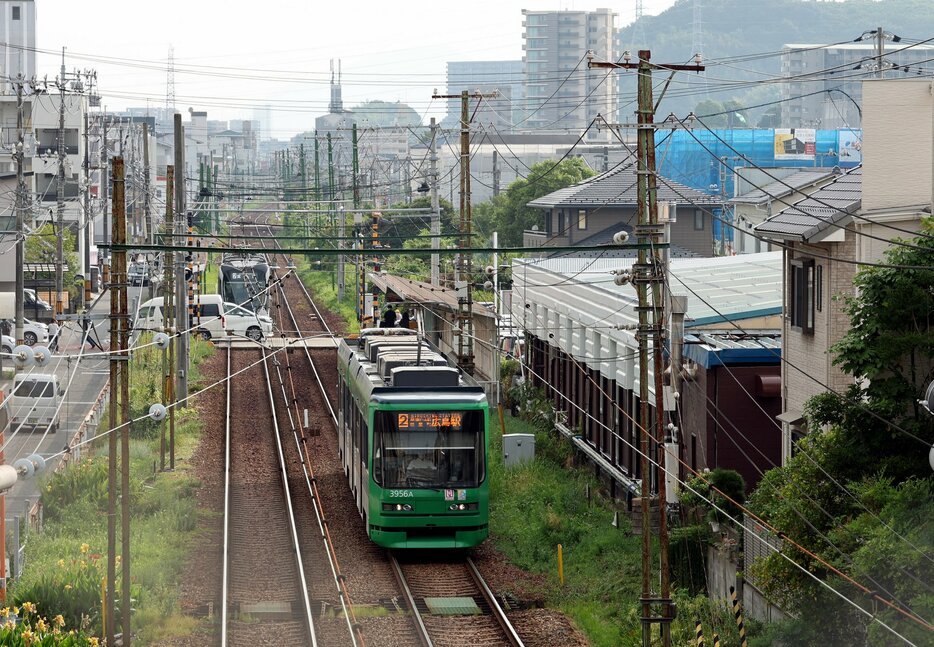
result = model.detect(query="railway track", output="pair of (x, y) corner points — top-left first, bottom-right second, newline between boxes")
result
(219, 203), (527, 647)
(220, 344), (318, 646)
(390, 553), (525, 647)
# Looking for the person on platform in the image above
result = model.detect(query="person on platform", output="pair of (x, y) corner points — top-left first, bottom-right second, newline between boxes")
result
(48, 319), (60, 352)
(399, 309), (411, 329)
(382, 305), (397, 328)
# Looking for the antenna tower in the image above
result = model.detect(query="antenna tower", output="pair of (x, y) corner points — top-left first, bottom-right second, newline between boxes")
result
(692, 0), (709, 96)
(166, 46), (176, 116)
(630, 0), (647, 52)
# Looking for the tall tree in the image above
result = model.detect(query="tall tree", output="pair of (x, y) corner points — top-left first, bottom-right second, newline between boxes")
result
(473, 157), (595, 247)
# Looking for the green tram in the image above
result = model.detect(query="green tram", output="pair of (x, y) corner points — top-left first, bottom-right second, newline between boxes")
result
(336, 328), (489, 549)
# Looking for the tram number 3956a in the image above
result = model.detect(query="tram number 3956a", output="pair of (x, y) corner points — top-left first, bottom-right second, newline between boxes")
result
(388, 490), (415, 498)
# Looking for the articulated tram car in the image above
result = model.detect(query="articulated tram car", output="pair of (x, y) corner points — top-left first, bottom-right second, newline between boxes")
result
(337, 328), (489, 549)
(217, 253), (270, 312)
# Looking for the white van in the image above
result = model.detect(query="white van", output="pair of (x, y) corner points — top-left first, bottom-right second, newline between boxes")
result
(135, 294), (272, 342)
(10, 372), (62, 433)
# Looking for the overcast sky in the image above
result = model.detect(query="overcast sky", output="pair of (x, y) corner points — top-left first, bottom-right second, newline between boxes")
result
(35, 0), (679, 138)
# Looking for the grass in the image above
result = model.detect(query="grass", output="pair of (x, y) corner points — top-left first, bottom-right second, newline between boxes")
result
(488, 400), (754, 647)
(294, 255), (360, 334)
(14, 337), (216, 643)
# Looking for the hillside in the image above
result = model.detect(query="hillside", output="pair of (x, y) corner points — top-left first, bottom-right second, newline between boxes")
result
(620, 0), (934, 122)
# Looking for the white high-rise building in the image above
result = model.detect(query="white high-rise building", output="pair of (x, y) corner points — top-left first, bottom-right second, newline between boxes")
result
(521, 8), (616, 138)
(0, 0), (36, 94)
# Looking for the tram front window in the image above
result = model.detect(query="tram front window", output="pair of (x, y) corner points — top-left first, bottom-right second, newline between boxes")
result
(374, 411), (484, 489)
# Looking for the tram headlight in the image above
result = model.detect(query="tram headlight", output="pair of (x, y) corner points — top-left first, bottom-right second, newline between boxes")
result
(448, 503), (478, 511)
(382, 503), (415, 512)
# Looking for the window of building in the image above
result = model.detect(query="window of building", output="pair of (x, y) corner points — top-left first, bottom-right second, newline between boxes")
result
(12, 6), (20, 20)
(815, 264), (823, 312)
(577, 209), (587, 230)
(557, 210), (565, 234)
(790, 258), (815, 334)
(693, 210), (704, 230)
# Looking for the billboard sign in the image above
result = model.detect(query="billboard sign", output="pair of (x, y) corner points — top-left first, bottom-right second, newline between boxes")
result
(774, 128), (816, 160)
(837, 128), (862, 167)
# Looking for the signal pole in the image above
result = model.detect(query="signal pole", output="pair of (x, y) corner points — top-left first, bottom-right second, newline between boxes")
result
(589, 49), (704, 647)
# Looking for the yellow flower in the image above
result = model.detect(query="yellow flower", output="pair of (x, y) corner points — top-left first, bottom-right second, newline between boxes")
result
(57, 559), (65, 568)
(35, 618), (46, 632)
(64, 584), (72, 590)
(89, 638), (99, 647)
(3, 620), (13, 630)
(54, 614), (64, 627)
(115, 555), (121, 566)
(80, 543), (90, 554)
(0, 607), (7, 617)
(12, 606), (19, 615)
(21, 601), (35, 613)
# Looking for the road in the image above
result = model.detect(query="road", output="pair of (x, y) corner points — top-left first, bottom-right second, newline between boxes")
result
(1, 283), (147, 524)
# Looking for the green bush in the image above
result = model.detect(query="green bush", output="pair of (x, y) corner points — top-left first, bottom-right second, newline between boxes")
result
(11, 545), (105, 634)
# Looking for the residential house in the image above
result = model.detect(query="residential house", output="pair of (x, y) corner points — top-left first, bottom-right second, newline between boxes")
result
(754, 78), (932, 465)
(731, 167), (840, 254)
(524, 159), (720, 256)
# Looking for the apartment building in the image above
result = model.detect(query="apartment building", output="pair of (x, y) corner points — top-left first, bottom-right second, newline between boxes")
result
(521, 8), (616, 138)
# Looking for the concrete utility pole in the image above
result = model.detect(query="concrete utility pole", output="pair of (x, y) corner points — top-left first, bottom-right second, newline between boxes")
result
(100, 114), (109, 276)
(83, 107), (91, 306)
(492, 150), (501, 196)
(589, 49), (704, 647)
(143, 123), (152, 244)
(55, 52), (66, 317)
(14, 76), (25, 348)
(163, 166), (175, 471)
(173, 113), (188, 405)
(429, 118), (441, 286)
(876, 26), (885, 79)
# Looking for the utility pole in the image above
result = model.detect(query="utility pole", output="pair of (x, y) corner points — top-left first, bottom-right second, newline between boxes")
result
(431, 90), (496, 375)
(589, 49), (704, 647)
(83, 106), (91, 306)
(330, 133), (342, 301)
(14, 76), (25, 348)
(314, 131), (320, 232)
(876, 26), (885, 79)
(107, 156), (130, 647)
(173, 113), (188, 405)
(101, 114), (109, 279)
(492, 150), (501, 196)
(429, 118), (441, 286)
(55, 51), (66, 317)
(163, 166), (175, 471)
(143, 123), (152, 244)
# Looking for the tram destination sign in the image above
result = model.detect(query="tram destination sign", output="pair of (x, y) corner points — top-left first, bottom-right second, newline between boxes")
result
(397, 412), (463, 430)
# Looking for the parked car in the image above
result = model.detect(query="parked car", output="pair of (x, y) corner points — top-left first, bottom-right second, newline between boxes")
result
(135, 294), (273, 342)
(128, 262), (150, 286)
(10, 372), (62, 433)
(22, 318), (49, 346)
(1, 334), (13, 354)
(23, 289), (54, 323)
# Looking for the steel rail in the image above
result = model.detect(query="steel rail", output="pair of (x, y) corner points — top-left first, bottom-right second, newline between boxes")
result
(220, 344), (232, 647)
(388, 554), (433, 647)
(267, 294), (361, 646)
(466, 557), (525, 647)
(260, 345), (319, 647)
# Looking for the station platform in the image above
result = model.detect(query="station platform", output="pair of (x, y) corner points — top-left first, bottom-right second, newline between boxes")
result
(217, 335), (338, 350)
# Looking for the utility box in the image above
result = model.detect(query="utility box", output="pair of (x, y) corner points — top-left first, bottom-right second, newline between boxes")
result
(503, 433), (535, 468)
